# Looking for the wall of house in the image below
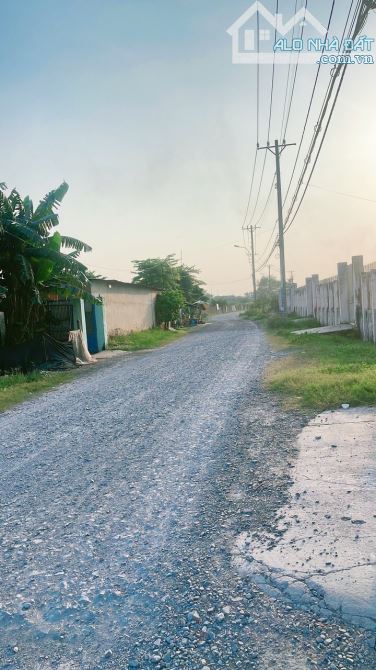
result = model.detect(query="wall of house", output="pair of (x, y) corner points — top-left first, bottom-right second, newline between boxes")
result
(90, 281), (157, 340)
(286, 256), (376, 343)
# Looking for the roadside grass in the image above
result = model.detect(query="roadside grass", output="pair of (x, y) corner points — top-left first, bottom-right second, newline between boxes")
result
(0, 370), (75, 413)
(246, 310), (376, 410)
(0, 328), (189, 411)
(108, 328), (188, 352)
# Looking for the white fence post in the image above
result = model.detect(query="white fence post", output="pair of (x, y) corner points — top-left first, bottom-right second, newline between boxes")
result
(352, 256), (364, 330)
(337, 262), (350, 323)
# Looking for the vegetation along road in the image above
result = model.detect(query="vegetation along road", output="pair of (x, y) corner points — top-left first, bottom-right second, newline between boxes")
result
(0, 314), (375, 669)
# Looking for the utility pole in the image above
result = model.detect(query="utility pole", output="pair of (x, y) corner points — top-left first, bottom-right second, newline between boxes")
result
(268, 265), (271, 294)
(249, 225), (257, 303)
(234, 235), (257, 301)
(257, 139), (296, 314)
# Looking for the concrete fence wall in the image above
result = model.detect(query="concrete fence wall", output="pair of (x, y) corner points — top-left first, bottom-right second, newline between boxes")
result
(286, 255), (376, 343)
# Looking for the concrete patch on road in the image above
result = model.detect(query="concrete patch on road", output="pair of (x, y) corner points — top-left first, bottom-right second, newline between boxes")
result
(292, 324), (354, 336)
(233, 408), (376, 631)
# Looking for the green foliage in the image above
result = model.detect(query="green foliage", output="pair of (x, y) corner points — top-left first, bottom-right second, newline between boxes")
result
(211, 294), (250, 306)
(178, 264), (207, 303)
(108, 328), (187, 351)
(267, 329), (376, 410)
(132, 256), (207, 326)
(242, 295), (280, 321)
(257, 313), (376, 410)
(0, 370), (74, 412)
(266, 313), (319, 333)
(132, 255), (207, 304)
(132, 255), (180, 291)
(0, 181), (92, 345)
(257, 274), (280, 300)
(155, 289), (185, 325)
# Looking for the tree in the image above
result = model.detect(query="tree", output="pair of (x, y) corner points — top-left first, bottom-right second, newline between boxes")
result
(0, 182), (92, 345)
(132, 256), (207, 304)
(257, 275), (280, 301)
(132, 255), (180, 291)
(155, 289), (185, 326)
(178, 264), (207, 303)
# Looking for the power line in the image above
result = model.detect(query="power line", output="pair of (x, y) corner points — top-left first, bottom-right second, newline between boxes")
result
(282, 0), (309, 140)
(257, 140), (296, 312)
(241, 8), (260, 229)
(282, 0), (337, 210)
(245, 0), (279, 229)
(280, 0), (300, 141)
(246, 0), (375, 274)
(267, 0), (279, 143)
(254, 174), (276, 228)
(307, 182), (376, 204)
(284, 0), (363, 228)
(256, 8), (260, 144)
(242, 151), (259, 229)
(285, 61), (354, 233)
(256, 0), (308, 255)
(284, 0), (370, 234)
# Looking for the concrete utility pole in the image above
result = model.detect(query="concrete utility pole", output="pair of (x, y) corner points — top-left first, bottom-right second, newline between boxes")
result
(234, 240), (256, 301)
(249, 225), (257, 303)
(258, 140), (296, 314)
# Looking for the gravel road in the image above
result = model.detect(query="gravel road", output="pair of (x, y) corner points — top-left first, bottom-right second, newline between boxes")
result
(0, 314), (375, 670)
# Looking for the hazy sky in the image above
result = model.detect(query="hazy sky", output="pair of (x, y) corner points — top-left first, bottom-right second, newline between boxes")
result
(1, 0), (376, 294)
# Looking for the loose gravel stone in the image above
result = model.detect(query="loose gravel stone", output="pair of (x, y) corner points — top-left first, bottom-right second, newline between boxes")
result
(0, 315), (374, 669)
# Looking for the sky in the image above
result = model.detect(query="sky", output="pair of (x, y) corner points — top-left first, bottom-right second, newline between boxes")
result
(1, 0), (376, 295)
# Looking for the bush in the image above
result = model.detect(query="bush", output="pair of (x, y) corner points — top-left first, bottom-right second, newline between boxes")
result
(155, 289), (185, 325)
(242, 295), (279, 321)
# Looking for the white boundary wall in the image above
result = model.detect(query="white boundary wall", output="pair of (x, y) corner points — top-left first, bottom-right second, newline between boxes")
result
(286, 256), (376, 343)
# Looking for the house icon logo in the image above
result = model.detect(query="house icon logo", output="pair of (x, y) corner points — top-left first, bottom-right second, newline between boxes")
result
(227, 1), (327, 65)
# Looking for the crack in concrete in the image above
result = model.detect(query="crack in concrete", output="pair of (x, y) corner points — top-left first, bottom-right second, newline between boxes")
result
(310, 420), (376, 426)
(299, 474), (372, 489)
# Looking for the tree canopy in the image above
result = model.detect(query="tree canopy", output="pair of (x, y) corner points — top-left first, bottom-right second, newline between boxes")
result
(132, 255), (207, 325)
(257, 275), (280, 300)
(132, 255), (180, 291)
(132, 255), (207, 303)
(155, 289), (185, 326)
(0, 182), (92, 345)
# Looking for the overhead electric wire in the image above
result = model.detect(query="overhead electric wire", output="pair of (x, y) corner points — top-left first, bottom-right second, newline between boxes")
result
(255, 0), (309, 263)
(280, 0), (299, 141)
(255, 0), (371, 274)
(242, 152), (259, 230)
(281, 0), (338, 211)
(284, 0), (361, 225)
(256, 224), (279, 272)
(255, 0), (361, 275)
(284, 60), (349, 233)
(307, 182), (376, 204)
(254, 175), (276, 227)
(283, 0), (369, 234)
(282, 0), (308, 140)
(256, 8), (260, 144)
(242, 9), (260, 230)
(245, 0), (279, 229)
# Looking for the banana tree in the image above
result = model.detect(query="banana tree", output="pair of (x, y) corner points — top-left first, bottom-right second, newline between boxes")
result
(0, 182), (93, 345)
